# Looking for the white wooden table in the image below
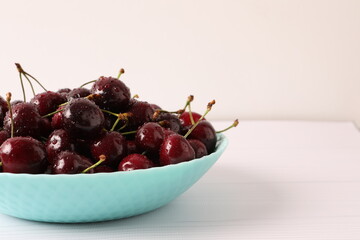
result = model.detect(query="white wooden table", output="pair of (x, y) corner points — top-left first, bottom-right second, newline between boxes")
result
(1, 121), (360, 239)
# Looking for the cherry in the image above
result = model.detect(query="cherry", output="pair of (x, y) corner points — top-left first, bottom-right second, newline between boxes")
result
(127, 140), (140, 155)
(0, 130), (9, 146)
(51, 106), (65, 129)
(135, 122), (164, 153)
(62, 98), (105, 139)
(159, 134), (195, 166)
(187, 120), (217, 153)
(187, 139), (208, 158)
(179, 111), (203, 127)
(90, 131), (127, 167)
(118, 154), (154, 171)
(67, 88), (91, 101)
(0, 96), (8, 128)
(122, 100), (154, 131)
(39, 117), (52, 137)
(90, 76), (131, 112)
(51, 151), (93, 174)
(57, 88), (71, 94)
(46, 129), (75, 162)
(30, 91), (66, 116)
(3, 102), (43, 139)
(0, 137), (47, 173)
(156, 112), (181, 133)
(94, 165), (114, 173)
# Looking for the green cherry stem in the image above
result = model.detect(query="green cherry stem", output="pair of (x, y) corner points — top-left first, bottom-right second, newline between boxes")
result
(216, 119), (239, 133)
(117, 68), (125, 79)
(42, 108), (64, 118)
(101, 109), (118, 117)
(121, 130), (137, 136)
(15, 63), (47, 92)
(0, 161), (2, 167)
(15, 64), (26, 102)
(82, 155), (106, 173)
(6, 92), (14, 138)
(111, 118), (121, 132)
(79, 80), (97, 88)
(184, 100), (215, 139)
(23, 73), (36, 96)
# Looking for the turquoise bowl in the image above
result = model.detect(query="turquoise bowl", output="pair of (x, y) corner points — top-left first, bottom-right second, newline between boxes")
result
(0, 134), (228, 223)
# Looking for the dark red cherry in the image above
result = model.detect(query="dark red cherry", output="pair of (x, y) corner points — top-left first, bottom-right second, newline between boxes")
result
(150, 103), (161, 111)
(123, 100), (154, 130)
(156, 112), (181, 133)
(188, 120), (217, 153)
(127, 140), (140, 154)
(11, 100), (23, 106)
(51, 106), (64, 129)
(46, 129), (75, 162)
(0, 130), (9, 146)
(94, 165), (114, 173)
(3, 102), (43, 139)
(159, 134), (195, 166)
(188, 139), (208, 158)
(57, 88), (71, 94)
(30, 91), (66, 116)
(0, 137), (47, 173)
(67, 88), (91, 101)
(118, 154), (154, 171)
(90, 131), (127, 167)
(62, 98), (105, 139)
(90, 76), (131, 112)
(0, 96), (8, 128)
(135, 122), (164, 153)
(51, 151), (93, 174)
(179, 111), (203, 127)
(39, 118), (52, 137)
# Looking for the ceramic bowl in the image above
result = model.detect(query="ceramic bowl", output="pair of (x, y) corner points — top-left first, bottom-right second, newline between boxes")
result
(0, 134), (228, 223)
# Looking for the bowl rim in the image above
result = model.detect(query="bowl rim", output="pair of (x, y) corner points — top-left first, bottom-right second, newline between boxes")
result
(0, 133), (228, 178)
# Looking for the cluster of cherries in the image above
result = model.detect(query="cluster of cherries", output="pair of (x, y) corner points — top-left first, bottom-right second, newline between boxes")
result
(0, 64), (237, 174)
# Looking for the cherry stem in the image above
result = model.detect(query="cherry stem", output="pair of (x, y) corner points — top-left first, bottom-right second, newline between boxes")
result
(6, 92), (14, 138)
(132, 94), (139, 99)
(121, 130), (137, 135)
(111, 118), (121, 131)
(79, 80), (97, 88)
(42, 108), (64, 118)
(101, 109), (118, 117)
(15, 63), (47, 92)
(0, 161), (2, 167)
(181, 95), (194, 114)
(188, 102), (195, 125)
(184, 100), (215, 139)
(117, 68), (125, 79)
(17, 71), (26, 102)
(82, 155), (106, 173)
(23, 73), (36, 97)
(216, 119), (239, 133)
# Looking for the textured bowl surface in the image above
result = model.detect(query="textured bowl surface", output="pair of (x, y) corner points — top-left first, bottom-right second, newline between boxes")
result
(0, 134), (228, 223)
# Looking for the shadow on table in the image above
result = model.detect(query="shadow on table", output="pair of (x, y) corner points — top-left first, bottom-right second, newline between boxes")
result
(7, 166), (284, 238)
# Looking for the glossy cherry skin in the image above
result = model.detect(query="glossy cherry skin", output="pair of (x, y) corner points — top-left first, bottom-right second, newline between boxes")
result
(0, 130), (9, 146)
(179, 111), (203, 127)
(30, 91), (67, 116)
(67, 88), (91, 101)
(51, 106), (64, 129)
(3, 102), (43, 139)
(159, 134), (195, 166)
(118, 154), (154, 171)
(188, 120), (217, 153)
(62, 98), (105, 139)
(0, 137), (47, 173)
(156, 112), (181, 133)
(46, 129), (75, 163)
(51, 151), (93, 174)
(0, 96), (8, 128)
(123, 100), (154, 131)
(135, 122), (164, 153)
(57, 88), (71, 95)
(90, 131), (127, 167)
(187, 139), (208, 158)
(91, 76), (131, 112)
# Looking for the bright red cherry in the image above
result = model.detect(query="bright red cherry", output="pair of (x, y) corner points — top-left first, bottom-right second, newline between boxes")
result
(135, 122), (164, 153)
(179, 111), (203, 127)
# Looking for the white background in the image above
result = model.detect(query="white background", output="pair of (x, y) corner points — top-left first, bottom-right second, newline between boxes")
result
(1, 0), (360, 125)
